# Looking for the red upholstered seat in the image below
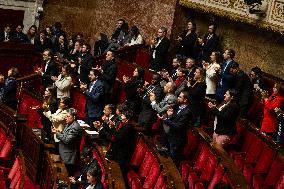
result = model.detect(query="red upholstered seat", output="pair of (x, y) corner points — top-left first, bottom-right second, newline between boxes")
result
(207, 164), (225, 189)
(131, 177), (143, 189)
(135, 50), (151, 69)
(143, 159), (161, 189)
(182, 130), (199, 160)
(195, 182), (205, 189)
(188, 153), (218, 188)
(0, 132), (7, 150)
(154, 172), (165, 189)
(242, 143), (276, 184)
(233, 135), (263, 170)
(92, 150), (107, 188)
(276, 172), (284, 189)
(253, 156), (284, 189)
(0, 138), (12, 159)
(71, 89), (86, 120)
(130, 137), (148, 167)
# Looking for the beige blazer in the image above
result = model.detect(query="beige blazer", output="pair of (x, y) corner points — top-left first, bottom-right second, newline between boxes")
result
(54, 74), (72, 99)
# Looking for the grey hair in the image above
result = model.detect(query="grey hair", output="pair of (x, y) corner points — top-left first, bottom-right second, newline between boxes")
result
(66, 108), (77, 117)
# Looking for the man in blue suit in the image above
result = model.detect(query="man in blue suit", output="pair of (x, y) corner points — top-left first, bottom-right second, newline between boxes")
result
(216, 49), (236, 102)
(80, 69), (104, 128)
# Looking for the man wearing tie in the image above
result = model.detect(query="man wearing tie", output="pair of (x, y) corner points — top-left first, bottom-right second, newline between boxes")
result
(0, 24), (11, 42)
(80, 69), (104, 127)
(216, 49), (236, 102)
(36, 49), (59, 88)
(159, 90), (193, 164)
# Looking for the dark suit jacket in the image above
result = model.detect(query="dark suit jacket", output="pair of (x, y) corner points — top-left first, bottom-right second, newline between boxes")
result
(99, 115), (120, 145)
(0, 31), (11, 42)
(212, 102), (239, 135)
(12, 32), (29, 43)
(3, 77), (18, 110)
(82, 182), (104, 189)
(42, 60), (59, 88)
(187, 81), (207, 117)
(216, 60), (235, 101)
(85, 80), (104, 118)
(79, 53), (94, 85)
(233, 70), (254, 106)
(138, 84), (164, 125)
(101, 60), (117, 94)
(163, 105), (193, 145)
(34, 37), (53, 53)
(200, 33), (219, 61)
(56, 121), (83, 164)
(177, 31), (198, 58)
(151, 37), (170, 70)
(106, 123), (136, 165)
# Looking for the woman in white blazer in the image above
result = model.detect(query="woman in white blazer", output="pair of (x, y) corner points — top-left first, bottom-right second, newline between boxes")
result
(203, 51), (221, 99)
(52, 64), (72, 99)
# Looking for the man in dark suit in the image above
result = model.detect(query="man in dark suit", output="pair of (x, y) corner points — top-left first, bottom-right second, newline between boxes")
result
(150, 27), (170, 72)
(0, 24), (12, 42)
(78, 43), (94, 85)
(229, 62), (254, 119)
(138, 73), (164, 136)
(53, 108), (83, 176)
(34, 30), (53, 53)
(216, 49), (236, 102)
(159, 90), (193, 164)
(80, 69), (104, 127)
(199, 23), (219, 62)
(36, 48), (59, 88)
(97, 50), (117, 101)
(13, 24), (29, 43)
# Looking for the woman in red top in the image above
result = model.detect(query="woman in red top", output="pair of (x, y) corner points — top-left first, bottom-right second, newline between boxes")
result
(261, 82), (284, 138)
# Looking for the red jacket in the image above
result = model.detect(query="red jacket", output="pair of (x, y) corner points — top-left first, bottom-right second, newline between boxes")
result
(261, 94), (284, 133)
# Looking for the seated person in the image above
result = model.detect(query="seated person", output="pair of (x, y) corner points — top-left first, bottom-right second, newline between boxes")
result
(69, 148), (99, 189)
(83, 167), (104, 189)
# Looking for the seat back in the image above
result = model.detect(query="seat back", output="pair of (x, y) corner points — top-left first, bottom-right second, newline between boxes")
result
(208, 164), (225, 189)
(130, 137), (148, 167)
(0, 138), (12, 158)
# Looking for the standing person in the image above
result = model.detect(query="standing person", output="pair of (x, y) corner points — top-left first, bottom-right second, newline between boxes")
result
(36, 48), (58, 88)
(176, 21), (198, 59)
(187, 67), (207, 127)
(52, 64), (73, 100)
(80, 69), (104, 127)
(260, 83), (284, 139)
(0, 74), (5, 103)
(105, 108), (136, 167)
(53, 34), (69, 59)
(53, 108), (83, 176)
(216, 49), (235, 102)
(97, 50), (117, 101)
(122, 67), (144, 113)
(249, 66), (268, 95)
(3, 67), (19, 110)
(208, 89), (239, 148)
(203, 51), (221, 99)
(43, 98), (70, 144)
(149, 27), (170, 72)
(171, 57), (182, 81)
(138, 73), (164, 136)
(37, 86), (58, 142)
(229, 62), (254, 119)
(78, 43), (94, 85)
(34, 30), (53, 53)
(124, 25), (143, 46)
(199, 23), (219, 62)
(159, 91), (193, 164)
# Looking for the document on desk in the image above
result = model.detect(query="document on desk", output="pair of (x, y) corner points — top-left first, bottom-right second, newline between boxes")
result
(85, 130), (99, 135)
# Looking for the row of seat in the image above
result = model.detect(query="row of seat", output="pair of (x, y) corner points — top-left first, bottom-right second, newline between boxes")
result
(0, 151), (26, 189)
(128, 134), (184, 189)
(227, 120), (284, 188)
(180, 128), (247, 189)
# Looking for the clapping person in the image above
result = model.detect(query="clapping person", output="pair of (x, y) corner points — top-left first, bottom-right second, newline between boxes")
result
(83, 167), (104, 189)
(52, 108), (83, 176)
(52, 64), (73, 100)
(275, 107), (284, 145)
(2, 67), (19, 110)
(260, 83), (284, 139)
(208, 89), (239, 148)
(123, 67), (144, 113)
